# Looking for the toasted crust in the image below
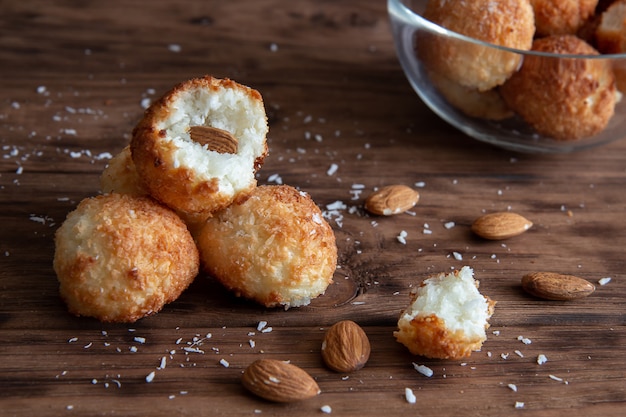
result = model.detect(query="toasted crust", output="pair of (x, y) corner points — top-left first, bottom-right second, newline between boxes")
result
(500, 35), (617, 141)
(394, 267), (496, 360)
(395, 314), (486, 359)
(53, 193), (199, 323)
(419, 0), (535, 91)
(197, 185), (337, 308)
(530, 0), (599, 36)
(131, 76), (268, 214)
(99, 145), (209, 237)
(100, 145), (149, 197)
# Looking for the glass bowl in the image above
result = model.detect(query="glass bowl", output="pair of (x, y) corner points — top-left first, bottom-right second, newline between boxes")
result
(388, 0), (626, 153)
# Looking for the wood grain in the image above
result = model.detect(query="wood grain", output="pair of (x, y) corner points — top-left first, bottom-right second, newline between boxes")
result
(1, 1), (625, 416)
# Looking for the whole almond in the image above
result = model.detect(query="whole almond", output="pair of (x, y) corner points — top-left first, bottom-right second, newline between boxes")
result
(471, 212), (532, 240)
(364, 185), (419, 216)
(321, 320), (371, 373)
(522, 272), (595, 300)
(188, 125), (238, 154)
(241, 359), (320, 403)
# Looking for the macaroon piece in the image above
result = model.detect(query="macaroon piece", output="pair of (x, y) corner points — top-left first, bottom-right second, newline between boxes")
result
(197, 184), (337, 309)
(394, 266), (496, 360)
(595, 0), (626, 91)
(100, 145), (149, 197)
(131, 76), (269, 215)
(595, 0), (626, 54)
(53, 193), (199, 323)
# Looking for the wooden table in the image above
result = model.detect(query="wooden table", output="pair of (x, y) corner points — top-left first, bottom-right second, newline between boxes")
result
(1, 1), (624, 415)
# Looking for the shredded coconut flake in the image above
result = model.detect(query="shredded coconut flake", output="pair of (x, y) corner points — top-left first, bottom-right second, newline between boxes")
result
(145, 371), (156, 383)
(413, 363), (434, 377)
(158, 356), (167, 370)
(320, 405), (332, 414)
(405, 387), (417, 404)
(326, 163), (338, 176)
(549, 374), (564, 382)
(537, 354), (548, 365)
(598, 277), (611, 286)
(168, 43), (182, 53)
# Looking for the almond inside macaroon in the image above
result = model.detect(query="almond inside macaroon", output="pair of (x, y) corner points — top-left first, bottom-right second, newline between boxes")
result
(131, 76), (269, 215)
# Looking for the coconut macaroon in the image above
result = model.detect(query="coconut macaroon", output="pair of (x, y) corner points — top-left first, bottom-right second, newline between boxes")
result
(427, 71), (514, 121)
(197, 185), (337, 309)
(131, 76), (268, 215)
(394, 267), (496, 360)
(53, 193), (199, 323)
(595, 0), (626, 54)
(418, 0), (535, 91)
(500, 35), (617, 141)
(99, 145), (208, 236)
(530, 0), (598, 37)
(595, 0), (626, 91)
(100, 145), (149, 197)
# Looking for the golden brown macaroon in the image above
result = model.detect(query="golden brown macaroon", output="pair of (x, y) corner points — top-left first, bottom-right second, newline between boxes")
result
(500, 35), (617, 141)
(418, 0), (535, 91)
(595, 0), (626, 90)
(394, 267), (496, 360)
(131, 76), (268, 215)
(100, 145), (208, 237)
(530, 0), (598, 37)
(53, 193), (199, 323)
(100, 145), (149, 197)
(197, 185), (337, 309)
(427, 71), (514, 121)
(595, 0), (626, 53)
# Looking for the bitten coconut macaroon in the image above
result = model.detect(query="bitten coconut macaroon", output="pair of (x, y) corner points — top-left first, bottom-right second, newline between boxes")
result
(197, 185), (337, 309)
(394, 267), (496, 360)
(131, 76), (269, 215)
(53, 193), (199, 323)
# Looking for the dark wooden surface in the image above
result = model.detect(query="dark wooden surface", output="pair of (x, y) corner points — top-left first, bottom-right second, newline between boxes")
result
(1, 1), (625, 416)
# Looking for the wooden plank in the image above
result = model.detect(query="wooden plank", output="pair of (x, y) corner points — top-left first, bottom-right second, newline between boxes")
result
(0, 0), (624, 416)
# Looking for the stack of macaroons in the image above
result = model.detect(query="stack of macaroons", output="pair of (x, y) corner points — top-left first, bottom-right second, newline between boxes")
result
(54, 76), (337, 323)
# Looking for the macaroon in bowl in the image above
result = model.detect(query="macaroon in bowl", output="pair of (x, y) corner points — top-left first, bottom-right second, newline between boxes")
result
(388, 0), (626, 153)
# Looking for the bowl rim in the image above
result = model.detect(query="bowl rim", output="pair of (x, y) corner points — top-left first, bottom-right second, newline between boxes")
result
(388, 0), (626, 60)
